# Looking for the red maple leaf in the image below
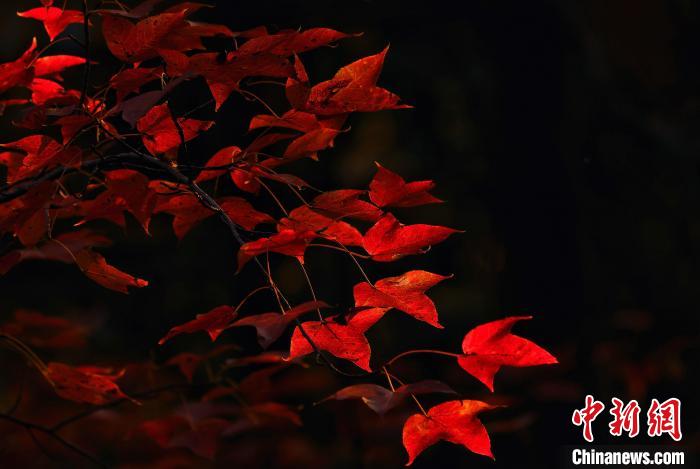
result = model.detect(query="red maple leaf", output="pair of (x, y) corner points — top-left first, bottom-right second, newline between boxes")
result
(353, 270), (451, 328)
(0, 135), (82, 183)
(0, 37), (36, 94)
(237, 229), (317, 272)
(311, 189), (382, 221)
(457, 316), (558, 391)
(45, 362), (136, 405)
(305, 47), (411, 116)
(74, 249), (149, 293)
(32, 54), (85, 78)
(109, 66), (164, 101)
(0, 230), (111, 275)
(288, 307), (388, 371)
(369, 163), (442, 208)
(363, 213), (459, 262)
(18, 7), (83, 41)
(402, 400), (497, 465)
(278, 206), (363, 247)
(159, 305), (238, 344)
(101, 12), (187, 63)
(136, 103), (214, 158)
(154, 193), (272, 240)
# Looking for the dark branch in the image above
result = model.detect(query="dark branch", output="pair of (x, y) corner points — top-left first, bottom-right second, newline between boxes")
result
(0, 412), (107, 468)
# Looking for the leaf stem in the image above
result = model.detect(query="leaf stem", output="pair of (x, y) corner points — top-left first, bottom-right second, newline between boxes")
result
(384, 349), (463, 367)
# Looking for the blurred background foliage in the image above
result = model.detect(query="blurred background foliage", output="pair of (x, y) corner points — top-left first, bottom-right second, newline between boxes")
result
(0, 0), (698, 467)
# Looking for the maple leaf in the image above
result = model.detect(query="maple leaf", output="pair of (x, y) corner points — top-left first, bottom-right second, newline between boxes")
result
(402, 400), (497, 465)
(237, 229), (317, 272)
(109, 66), (164, 101)
(457, 316), (558, 391)
(0, 38), (36, 94)
(311, 189), (382, 221)
(354, 270), (451, 328)
(286, 54), (310, 109)
(29, 77), (80, 106)
(369, 163), (442, 207)
(136, 102), (214, 158)
(101, 12), (187, 63)
(159, 305), (237, 344)
(278, 206), (363, 247)
(288, 307), (388, 371)
(32, 55), (85, 78)
(231, 300), (329, 348)
(194, 145), (241, 183)
(284, 127), (340, 160)
(363, 213), (459, 262)
(322, 380), (455, 416)
(0, 230), (111, 275)
(75, 249), (149, 293)
(249, 109), (323, 133)
(45, 362), (136, 405)
(185, 52), (292, 110)
(306, 47), (411, 116)
(0, 135), (82, 183)
(154, 193), (272, 239)
(238, 28), (352, 56)
(18, 7), (83, 41)
(103, 169), (157, 231)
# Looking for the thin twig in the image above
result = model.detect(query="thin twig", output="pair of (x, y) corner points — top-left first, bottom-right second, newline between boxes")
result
(0, 413), (107, 468)
(79, 0), (91, 109)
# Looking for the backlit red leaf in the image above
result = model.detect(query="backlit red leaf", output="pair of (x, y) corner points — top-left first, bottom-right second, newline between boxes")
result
(288, 307), (388, 371)
(354, 270), (450, 328)
(136, 103), (213, 158)
(74, 249), (149, 293)
(278, 206), (363, 246)
(402, 400), (497, 465)
(311, 189), (382, 222)
(154, 193), (272, 239)
(159, 305), (237, 344)
(369, 163), (442, 207)
(32, 55), (86, 78)
(306, 47), (411, 116)
(18, 7), (83, 41)
(45, 362), (135, 405)
(237, 229), (317, 272)
(109, 66), (163, 101)
(238, 28), (352, 56)
(194, 145), (241, 183)
(363, 213), (459, 262)
(0, 37), (36, 94)
(101, 12), (186, 63)
(457, 316), (558, 391)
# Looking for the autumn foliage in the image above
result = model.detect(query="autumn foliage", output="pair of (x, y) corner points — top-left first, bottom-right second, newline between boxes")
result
(0, 1), (557, 467)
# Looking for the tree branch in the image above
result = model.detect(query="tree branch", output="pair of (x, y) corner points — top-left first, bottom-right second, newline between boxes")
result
(0, 412), (107, 468)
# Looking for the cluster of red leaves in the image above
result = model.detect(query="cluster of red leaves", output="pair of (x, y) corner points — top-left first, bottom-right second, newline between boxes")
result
(0, 1), (557, 466)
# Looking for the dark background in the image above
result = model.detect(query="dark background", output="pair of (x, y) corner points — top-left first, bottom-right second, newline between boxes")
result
(0, 0), (698, 467)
